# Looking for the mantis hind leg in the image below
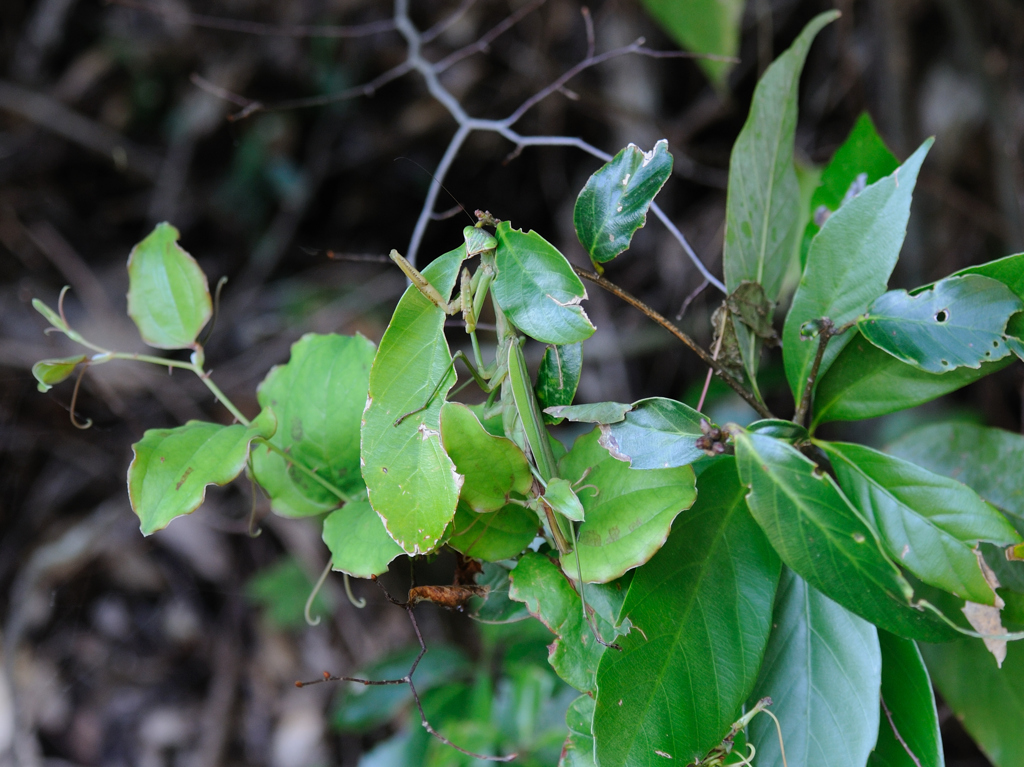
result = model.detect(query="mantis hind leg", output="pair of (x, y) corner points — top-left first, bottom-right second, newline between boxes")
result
(393, 350), (496, 427)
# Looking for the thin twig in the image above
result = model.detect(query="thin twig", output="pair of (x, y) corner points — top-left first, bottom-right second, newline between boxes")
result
(297, 579), (516, 762)
(794, 320), (832, 428)
(433, 0), (546, 72)
(107, 0), (397, 38)
(573, 266), (772, 419)
(880, 694), (923, 767)
(676, 278), (710, 320)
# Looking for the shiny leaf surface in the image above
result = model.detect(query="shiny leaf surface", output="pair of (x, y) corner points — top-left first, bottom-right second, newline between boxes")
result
(593, 459), (781, 767)
(784, 140), (931, 401)
(597, 397), (705, 469)
(747, 568), (882, 767)
(573, 140), (673, 264)
(859, 275), (1021, 372)
(492, 223), (595, 345)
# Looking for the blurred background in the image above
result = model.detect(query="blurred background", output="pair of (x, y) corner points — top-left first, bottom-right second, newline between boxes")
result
(1, 0), (1021, 764)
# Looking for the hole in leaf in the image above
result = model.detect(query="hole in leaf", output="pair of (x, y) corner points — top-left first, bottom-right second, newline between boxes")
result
(994, 340), (1001, 347)
(935, 309), (949, 323)
(940, 359), (950, 366)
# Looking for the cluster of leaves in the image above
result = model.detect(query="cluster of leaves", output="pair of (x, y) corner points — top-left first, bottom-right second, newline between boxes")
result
(30, 11), (1024, 767)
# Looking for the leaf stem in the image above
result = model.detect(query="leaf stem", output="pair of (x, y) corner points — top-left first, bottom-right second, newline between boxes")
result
(793, 318), (856, 428)
(253, 438), (352, 503)
(573, 266), (773, 419)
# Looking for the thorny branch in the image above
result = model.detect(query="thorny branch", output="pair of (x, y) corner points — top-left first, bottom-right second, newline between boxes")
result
(175, 0), (730, 288)
(296, 578), (517, 763)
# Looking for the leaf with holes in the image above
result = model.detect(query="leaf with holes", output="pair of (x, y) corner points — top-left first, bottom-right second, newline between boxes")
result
(858, 274), (1021, 373)
(723, 12), (838, 395)
(508, 551), (628, 693)
(812, 331), (1009, 425)
(593, 459), (780, 767)
(250, 333), (375, 518)
(733, 430), (957, 641)
(322, 500), (404, 578)
(32, 354), (87, 392)
(558, 428), (696, 583)
(492, 222), (595, 345)
(597, 397), (705, 469)
(784, 139), (931, 402)
(867, 630), (944, 767)
(746, 568), (882, 767)
(448, 502), (539, 563)
(440, 402), (532, 514)
(361, 246), (466, 555)
(536, 342), (583, 425)
(126, 222), (212, 350)
(129, 408), (277, 535)
(574, 140), (673, 264)
(819, 440), (1020, 605)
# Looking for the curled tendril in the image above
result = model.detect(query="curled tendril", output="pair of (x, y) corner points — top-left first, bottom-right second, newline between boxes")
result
(344, 573), (366, 608)
(246, 465), (262, 538)
(761, 708), (788, 767)
(57, 285), (71, 327)
(305, 559), (332, 626)
(69, 364), (92, 429)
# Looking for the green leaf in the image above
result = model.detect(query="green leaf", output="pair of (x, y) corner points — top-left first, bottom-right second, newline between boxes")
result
(322, 500), (404, 578)
(31, 297), (71, 334)
(747, 418), (808, 440)
(361, 246), (466, 555)
(536, 343), (583, 425)
(573, 140), (673, 264)
(801, 112), (899, 268)
(543, 402), (630, 425)
(250, 333), (375, 517)
(440, 402), (532, 513)
(784, 139), (932, 402)
(558, 428), (697, 583)
(922, 251), (1024, 300)
(126, 222), (212, 350)
(32, 354), (87, 392)
(468, 563), (531, 624)
(543, 478), (585, 522)
(819, 441), (1020, 605)
(593, 459), (781, 767)
(597, 397), (705, 469)
(639, 0), (744, 87)
(245, 557), (333, 630)
(723, 12), (838, 392)
(508, 551), (627, 693)
(128, 408), (277, 535)
(858, 274), (1021, 372)
(867, 631), (944, 767)
(812, 331), (1008, 425)
(492, 222), (595, 345)
(560, 695), (596, 767)
(888, 422), (1024, 528)
(733, 431), (957, 641)
(747, 568), (882, 767)
(920, 639), (1024, 767)
(448, 502), (539, 563)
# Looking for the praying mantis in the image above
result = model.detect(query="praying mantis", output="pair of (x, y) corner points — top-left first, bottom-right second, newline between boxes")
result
(361, 211), (595, 575)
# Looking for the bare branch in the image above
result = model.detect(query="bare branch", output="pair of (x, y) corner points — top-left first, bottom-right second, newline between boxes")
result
(433, 0), (547, 73)
(107, 0), (396, 38)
